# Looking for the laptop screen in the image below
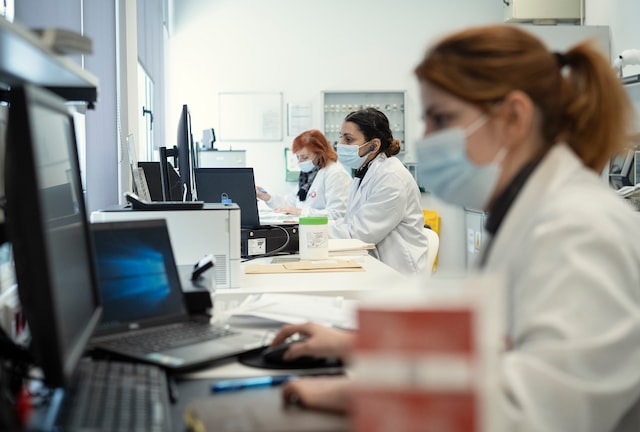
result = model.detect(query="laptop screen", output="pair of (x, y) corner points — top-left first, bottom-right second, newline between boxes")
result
(195, 167), (261, 228)
(91, 219), (189, 333)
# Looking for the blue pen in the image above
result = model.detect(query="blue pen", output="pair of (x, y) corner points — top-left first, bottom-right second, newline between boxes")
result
(211, 375), (295, 393)
(258, 188), (268, 193)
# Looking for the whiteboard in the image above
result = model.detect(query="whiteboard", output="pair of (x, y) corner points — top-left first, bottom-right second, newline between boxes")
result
(219, 92), (282, 141)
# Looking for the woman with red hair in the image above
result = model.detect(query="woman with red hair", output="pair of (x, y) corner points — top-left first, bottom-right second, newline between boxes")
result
(256, 129), (351, 219)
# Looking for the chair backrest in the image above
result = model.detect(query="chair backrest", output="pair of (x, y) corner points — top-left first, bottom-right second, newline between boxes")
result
(423, 209), (441, 269)
(423, 227), (440, 275)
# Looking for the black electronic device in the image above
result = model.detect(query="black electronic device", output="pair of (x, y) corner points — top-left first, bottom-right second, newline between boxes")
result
(238, 340), (343, 370)
(125, 191), (204, 210)
(191, 254), (214, 281)
(241, 225), (299, 258)
(4, 84), (102, 388)
(177, 104), (197, 201)
(89, 219), (268, 371)
(195, 167), (263, 228)
(609, 149), (636, 189)
(138, 161), (182, 201)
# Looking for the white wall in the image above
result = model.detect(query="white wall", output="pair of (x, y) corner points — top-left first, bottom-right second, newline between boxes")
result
(167, 0), (639, 274)
(586, 0), (640, 77)
(167, 0), (504, 192)
(168, 0), (504, 274)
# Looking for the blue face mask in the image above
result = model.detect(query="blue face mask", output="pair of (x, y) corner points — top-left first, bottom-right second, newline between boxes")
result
(415, 117), (504, 210)
(337, 142), (372, 169)
(298, 159), (316, 173)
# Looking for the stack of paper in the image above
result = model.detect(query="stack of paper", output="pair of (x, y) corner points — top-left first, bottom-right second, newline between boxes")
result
(328, 238), (375, 256)
(616, 184), (640, 198)
(224, 293), (358, 330)
(32, 28), (93, 55)
(245, 259), (363, 274)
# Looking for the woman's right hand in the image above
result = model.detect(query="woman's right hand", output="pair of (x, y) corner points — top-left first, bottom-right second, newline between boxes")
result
(282, 376), (352, 414)
(270, 322), (355, 362)
(255, 186), (271, 201)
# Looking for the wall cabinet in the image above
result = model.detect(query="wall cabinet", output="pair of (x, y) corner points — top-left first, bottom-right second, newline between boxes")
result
(322, 91), (406, 153)
(503, 0), (581, 23)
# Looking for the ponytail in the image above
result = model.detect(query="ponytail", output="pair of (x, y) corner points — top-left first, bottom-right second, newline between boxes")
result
(559, 43), (636, 171)
(385, 139), (401, 157)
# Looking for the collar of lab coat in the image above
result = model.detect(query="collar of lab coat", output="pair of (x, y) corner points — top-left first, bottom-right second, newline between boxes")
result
(481, 143), (584, 270)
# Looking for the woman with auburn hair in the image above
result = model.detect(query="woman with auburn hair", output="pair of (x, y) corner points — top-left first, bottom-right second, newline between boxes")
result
(267, 25), (640, 431)
(256, 129), (351, 219)
(413, 24), (640, 432)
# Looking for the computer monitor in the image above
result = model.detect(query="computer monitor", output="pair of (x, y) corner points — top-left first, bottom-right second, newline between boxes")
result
(609, 149), (635, 189)
(138, 161), (182, 201)
(4, 85), (102, 388)
(177, 104), (197, 201)
(194, 167), (261, 228)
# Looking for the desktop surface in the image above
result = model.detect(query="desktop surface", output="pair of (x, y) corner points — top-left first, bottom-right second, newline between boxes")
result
(215, 254), (401, 303)
(172, 377), (347, 432)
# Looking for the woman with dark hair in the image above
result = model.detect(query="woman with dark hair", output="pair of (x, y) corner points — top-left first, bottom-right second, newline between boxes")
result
(256, 129), (351, 219)
(331, 107), (428, 274)
(268, 25), (640, 431)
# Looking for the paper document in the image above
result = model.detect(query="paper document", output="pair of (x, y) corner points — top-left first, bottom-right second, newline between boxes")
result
(245, 259), (364, 274)
(327, 238), (375, 256)
(616, 184), (640, 198)
(225, 293), (358, 329)
(259, 210), (299, 225)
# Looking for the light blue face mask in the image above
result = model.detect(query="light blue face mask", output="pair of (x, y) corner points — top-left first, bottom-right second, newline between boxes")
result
(415, 117), (504, 210)
(337, 142), (372, 169)
(298, 159), (316, 173)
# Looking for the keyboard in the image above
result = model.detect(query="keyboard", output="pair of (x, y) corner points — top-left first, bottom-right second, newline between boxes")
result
(55, 360), (171, 432)
(97, 322), (237, 354)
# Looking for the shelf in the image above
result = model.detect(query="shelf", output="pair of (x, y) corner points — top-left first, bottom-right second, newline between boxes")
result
(323, 91), (406, 152)
(0, 18), (98, 103)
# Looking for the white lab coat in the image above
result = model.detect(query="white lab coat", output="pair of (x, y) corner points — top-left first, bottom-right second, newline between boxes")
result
(329, 153), (428, 274)
(482, 144), (640, 432)
(266, 161), (352, 220)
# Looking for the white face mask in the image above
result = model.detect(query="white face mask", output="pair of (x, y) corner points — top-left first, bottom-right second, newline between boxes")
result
(298, 159), (315, 173)
(415, 117), (504, 210)
(337, 142), (373, 169)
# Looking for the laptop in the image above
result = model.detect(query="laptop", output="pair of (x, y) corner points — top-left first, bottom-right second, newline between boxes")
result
(88, 219), (270, 371)
(195, 167), (295, 228)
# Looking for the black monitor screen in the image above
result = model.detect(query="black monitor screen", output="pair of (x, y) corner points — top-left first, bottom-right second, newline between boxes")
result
(177, 104), (196, 201)
(138, 161), (182, 201)
(4, 85), (101, 388)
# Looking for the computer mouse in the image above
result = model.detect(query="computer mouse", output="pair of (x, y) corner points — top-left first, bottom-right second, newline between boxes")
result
(261, 340), (342, 369)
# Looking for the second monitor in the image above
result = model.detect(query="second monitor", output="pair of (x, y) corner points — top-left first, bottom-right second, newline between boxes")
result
(195, 167), (261, 228)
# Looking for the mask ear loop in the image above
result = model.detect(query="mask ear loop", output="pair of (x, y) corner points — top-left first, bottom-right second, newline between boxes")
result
(465, 114), (506, 167)
(465, 115), (489, 137)
(492, 147), (508, 166)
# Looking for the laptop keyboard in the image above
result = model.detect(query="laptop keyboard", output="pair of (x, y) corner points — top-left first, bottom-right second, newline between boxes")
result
(56, 360), (171, 432)
(98, 322), (238, 353)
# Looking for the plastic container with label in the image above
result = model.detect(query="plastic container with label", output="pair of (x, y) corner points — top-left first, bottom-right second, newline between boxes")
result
(298, 216), (329, 260)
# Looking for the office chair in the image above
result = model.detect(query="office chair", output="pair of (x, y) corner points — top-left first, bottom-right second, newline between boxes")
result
(423, 227), (440, 276)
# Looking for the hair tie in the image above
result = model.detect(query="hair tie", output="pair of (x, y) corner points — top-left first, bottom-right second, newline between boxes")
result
(554, 52), (568, 68)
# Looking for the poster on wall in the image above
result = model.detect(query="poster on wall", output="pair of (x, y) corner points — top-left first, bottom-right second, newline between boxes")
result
(219, 92), (282, 141)
(287, 103), (312, 137)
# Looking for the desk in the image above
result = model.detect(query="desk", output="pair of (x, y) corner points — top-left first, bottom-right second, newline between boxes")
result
(214, 254), (401, 304)
(169, 254), (400, 431)
(171, 376), (348, 431)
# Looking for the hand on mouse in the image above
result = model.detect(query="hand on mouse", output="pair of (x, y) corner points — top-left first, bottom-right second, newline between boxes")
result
(270, 322), (355, 362)
(282, 376), (353, 414)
